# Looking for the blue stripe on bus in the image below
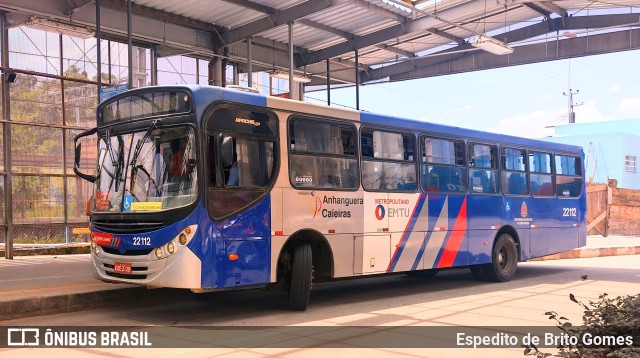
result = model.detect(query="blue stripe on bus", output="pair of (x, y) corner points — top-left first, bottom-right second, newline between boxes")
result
(188, 195), (271, 289)
(387, 193), (426, 272)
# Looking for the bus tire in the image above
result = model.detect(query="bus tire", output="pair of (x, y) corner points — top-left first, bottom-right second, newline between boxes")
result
(288, 242), (312, 311)
(483, 233), (518, 282)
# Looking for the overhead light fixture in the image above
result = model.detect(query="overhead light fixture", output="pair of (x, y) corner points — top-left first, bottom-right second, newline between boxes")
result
(471, 35), (514, 55)
(25, 16), (94, 39)
(270, 70), (312, 83)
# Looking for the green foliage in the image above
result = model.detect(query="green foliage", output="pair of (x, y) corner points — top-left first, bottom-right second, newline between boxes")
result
(525, 293), (640, 357)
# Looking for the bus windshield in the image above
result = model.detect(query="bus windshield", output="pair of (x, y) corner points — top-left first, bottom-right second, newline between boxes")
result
(94, 125), (197, 213)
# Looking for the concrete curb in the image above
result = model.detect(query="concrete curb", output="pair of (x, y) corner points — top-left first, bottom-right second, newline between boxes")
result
(531, 246), (640, 261)
(0, 287), (145, 321)
(0, 287), (194, 321)
(0, 245), (91, 257)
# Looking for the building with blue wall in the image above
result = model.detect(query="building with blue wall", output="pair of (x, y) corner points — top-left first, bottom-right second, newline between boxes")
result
(542, 119), (640, 189)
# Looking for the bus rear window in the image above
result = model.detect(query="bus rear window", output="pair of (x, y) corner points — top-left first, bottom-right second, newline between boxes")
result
(556, 155), (582, 197)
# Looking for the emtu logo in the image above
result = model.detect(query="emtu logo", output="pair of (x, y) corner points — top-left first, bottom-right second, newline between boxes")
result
(375, 205), (386, 220)
(308, 195), (322, 218)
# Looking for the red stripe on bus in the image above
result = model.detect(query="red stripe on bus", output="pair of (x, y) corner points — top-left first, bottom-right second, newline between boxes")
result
(437, 198), (467, 268)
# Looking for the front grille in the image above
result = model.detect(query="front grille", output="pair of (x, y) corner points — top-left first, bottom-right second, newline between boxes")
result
(92, 219), (164, 234)
(101, 247), (153, 256)
(105, 272), (147, 280)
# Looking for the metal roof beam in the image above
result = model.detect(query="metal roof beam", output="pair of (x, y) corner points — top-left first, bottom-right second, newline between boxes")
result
(426, 28), (464, 45)
(65, 0), (94, 16)
(226, 0), (413, 60)
(297, 18), (417, 58)
(348, 0), (408, 23)
(363, 13), (640, 82)
(539, 1), (567, 18)
(296, 0), (492, 66)
(298, 18), (354, 40)
(523, 3), (551, 19)
(99, 0), (223, 33)
(220, 0), (336, 45)
(377, 43), (417, 58)
(229, 38), (356, 84)
(388, 27), (640, 81)
(220, 0), (276, 15)
(0, 0), (223, 45)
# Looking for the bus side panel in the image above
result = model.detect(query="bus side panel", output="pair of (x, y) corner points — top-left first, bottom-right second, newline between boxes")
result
(281, 188), (364, 278)
(529, 197), (581, 258)
(193, 197), (271, 289)
(578, 190), (587, 247)
(435, 194), (471, 268)
(415, 194), (470, 269)
(367, 192), (423, 273)
(466, 195), (502, 265)
(502, 197), (531, 260)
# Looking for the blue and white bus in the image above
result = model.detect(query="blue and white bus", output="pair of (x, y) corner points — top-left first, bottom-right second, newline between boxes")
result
(74, 85), (586, 310)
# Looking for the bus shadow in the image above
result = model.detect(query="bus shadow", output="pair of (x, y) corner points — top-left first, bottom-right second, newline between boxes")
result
(121, 262), (640, 325)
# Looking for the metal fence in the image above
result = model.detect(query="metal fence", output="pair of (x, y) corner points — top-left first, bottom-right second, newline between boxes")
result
(1, 26), (149, 244)
(0, 25), (244, 246)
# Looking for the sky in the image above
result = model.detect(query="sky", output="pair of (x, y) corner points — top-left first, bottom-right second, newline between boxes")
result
(305, 49), (640, 139)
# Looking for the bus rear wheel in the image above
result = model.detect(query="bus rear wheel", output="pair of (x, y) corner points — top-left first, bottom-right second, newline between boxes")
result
(288, 242), (312, 311)
(483, 233), (518, 282)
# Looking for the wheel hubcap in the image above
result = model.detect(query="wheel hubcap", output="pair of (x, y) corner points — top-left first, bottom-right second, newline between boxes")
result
(498, 249), (506, 269)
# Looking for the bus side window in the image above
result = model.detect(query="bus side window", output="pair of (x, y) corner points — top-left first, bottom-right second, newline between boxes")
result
(220, 136), (241, 186)
(502, 147), (528, 196)
(208, 135), (218, 186)
(555, 155), (582, 197)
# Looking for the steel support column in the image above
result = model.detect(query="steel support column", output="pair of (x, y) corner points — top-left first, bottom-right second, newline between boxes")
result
(59, 34), (69, 243)
(355, 49), (359, 110)
(96, 0), (102, 89)
(326, 59), (330, 106)
(1, 14), (13, 259)
(150, 45), (157, 85)
(247, 37), (253, 88)
(288, 22), (294, 100)
(127, 0), (133, 88)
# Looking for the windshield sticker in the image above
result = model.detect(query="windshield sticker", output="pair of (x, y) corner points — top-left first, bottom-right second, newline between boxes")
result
(95, 191), (110, 211)
(123, 195), (133, 212)
(130, 202), (163, 211)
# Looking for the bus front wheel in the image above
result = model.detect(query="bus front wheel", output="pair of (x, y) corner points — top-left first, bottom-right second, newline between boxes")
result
(288, 242), (312, 311)
(482, 233), (518, 282)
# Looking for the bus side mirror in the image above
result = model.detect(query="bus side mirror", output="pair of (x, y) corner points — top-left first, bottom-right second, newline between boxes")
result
(73, 127), (98, 183)
(74, 143), (82, 168)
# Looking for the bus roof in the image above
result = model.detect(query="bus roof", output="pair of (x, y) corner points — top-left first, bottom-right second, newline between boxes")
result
(163, 85), (583, 155)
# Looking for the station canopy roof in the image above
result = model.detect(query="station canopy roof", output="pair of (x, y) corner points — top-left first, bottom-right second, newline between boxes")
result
(1, 0), (639, 87)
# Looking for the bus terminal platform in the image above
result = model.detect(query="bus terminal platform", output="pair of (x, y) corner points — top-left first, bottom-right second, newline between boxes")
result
(1, 235), (640, 321)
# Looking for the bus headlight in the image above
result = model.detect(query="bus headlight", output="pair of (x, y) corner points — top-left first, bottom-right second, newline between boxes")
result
(154, 247), (164, 259)
(178, 225), (197, 246)
(166, 242), (175, 255)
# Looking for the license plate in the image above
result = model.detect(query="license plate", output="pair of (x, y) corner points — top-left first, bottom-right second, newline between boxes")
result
(114, 262), (132, 275)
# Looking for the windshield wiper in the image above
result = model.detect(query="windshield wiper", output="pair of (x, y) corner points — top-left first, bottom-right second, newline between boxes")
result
(128, 120), (161, 199)
(101, 128), (126, 192)
(113, 136), (125, 192)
